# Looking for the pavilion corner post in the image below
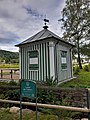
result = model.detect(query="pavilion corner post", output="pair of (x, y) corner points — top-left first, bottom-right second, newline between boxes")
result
(54, 41), (59, 82)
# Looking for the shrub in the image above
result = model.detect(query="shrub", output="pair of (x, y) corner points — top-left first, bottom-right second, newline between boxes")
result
(37, 89), (56, 104)
(88, 63), (90, 69)
(73, 66), (80, 75)
(83, 65), (90, 72)
(45, 77), (57, 86)
(8, 80), (18, 86)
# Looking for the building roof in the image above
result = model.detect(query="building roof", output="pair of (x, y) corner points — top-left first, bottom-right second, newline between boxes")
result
(15, 26), (75, 47)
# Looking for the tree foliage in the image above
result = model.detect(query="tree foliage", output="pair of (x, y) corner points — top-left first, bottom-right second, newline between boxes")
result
(80, 43), (90, 57)
(60, 0), (90, 68)
(0, 50), (19, 63)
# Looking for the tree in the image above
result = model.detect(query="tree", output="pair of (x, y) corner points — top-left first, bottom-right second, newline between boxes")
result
(60, 0), (90, 69)
(80, 43), (90, 57)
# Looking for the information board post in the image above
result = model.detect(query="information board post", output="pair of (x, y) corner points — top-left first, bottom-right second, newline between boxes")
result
(36, 84), (38, 120)
(20, 81), (22, 120)
(20, 80), (37, 120)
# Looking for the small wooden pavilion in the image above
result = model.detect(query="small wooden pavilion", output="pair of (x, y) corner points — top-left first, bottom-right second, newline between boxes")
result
(16, 23), (74, 82)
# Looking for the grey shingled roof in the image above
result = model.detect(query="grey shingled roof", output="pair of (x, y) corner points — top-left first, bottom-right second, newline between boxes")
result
(16, 27), (74, 47)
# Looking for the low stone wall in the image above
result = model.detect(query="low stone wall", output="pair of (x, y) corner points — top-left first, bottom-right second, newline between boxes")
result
(0, 85), (89, 108)
(38, 86), (88, 108)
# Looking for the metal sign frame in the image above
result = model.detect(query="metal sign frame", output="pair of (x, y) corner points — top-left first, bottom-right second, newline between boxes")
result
(20, 79), (37, 120)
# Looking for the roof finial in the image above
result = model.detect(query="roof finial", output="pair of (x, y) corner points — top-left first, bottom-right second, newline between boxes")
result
(43, 15), (49, 29)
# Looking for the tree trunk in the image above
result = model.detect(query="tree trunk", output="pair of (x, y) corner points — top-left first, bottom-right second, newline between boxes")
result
(77, 40), (82, 69)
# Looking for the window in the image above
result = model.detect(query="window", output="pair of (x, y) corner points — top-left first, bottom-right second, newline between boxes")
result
(61, 51), (67, 69)
(29, 50), (39, 70)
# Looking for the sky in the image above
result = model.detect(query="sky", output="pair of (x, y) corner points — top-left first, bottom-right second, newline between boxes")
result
(0, 0), (66, 52)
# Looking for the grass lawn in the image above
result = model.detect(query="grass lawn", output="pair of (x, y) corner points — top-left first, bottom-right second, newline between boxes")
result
(0, 64), (19, 68)
(59, 71), (90, 88)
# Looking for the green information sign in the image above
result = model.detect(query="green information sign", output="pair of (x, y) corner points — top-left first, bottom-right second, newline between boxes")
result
(21, 80), (36, 98)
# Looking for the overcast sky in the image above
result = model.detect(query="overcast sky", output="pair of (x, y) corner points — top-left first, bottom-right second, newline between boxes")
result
(0, 0), (66, 52)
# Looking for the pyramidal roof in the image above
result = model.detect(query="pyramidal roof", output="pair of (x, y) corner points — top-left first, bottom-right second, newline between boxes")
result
(16, 26), (74, 47)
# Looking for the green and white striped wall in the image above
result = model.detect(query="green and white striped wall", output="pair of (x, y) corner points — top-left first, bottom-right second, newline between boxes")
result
(19, 41), (55, 81)
(19, 40), (73, 82)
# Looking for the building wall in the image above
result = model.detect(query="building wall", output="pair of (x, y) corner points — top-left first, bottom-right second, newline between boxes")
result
(19, 40), (55, 81)
(19, 39), (73, 82)
(56, 42), (72, 81)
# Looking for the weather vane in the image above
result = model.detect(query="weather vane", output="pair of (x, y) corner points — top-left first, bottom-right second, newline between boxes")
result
(44, 18), (49, 26)
(43, 15), (49, 29)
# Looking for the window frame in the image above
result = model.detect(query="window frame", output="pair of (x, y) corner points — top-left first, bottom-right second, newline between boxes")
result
(61, 51), (67, 70)
(29, 50), (39, 70)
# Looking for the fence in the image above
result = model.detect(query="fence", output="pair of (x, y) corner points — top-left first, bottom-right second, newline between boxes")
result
(0, 68), (19, 80)
(0, 99), (90, 113)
